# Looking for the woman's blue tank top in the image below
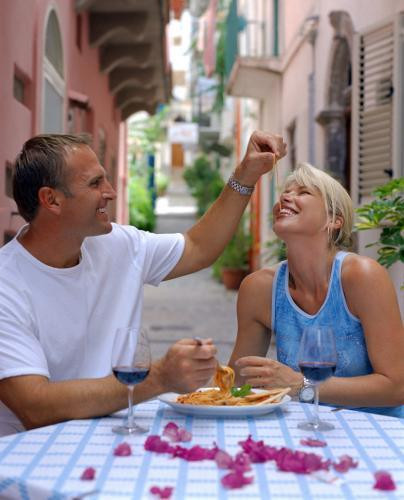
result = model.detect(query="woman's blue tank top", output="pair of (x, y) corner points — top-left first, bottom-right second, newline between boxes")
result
(271, 251), (403, 418)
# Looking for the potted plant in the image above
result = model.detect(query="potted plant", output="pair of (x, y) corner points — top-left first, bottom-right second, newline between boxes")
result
(355, 178), (403, 269)
(213, 216), (252, 290)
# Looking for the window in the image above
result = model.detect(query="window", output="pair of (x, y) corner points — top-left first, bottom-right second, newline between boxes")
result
(352, 15), (404, 200)
(43, 10), (64, 133)
(76, 14), (82, 51)
(13, 74), (25, 104)
(98, 129), (107, 168)
(287, 120), (296, 170)
(5, 162), (13, 198)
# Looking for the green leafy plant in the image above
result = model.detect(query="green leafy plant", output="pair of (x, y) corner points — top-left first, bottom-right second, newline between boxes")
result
(155, 172), (169, 197)
(355, 178), (404, 268)
(262, 236), (287, 265)
(212, 216), (252, 280)
(128, 176), (155, 231)
(183, 155), (225, 216)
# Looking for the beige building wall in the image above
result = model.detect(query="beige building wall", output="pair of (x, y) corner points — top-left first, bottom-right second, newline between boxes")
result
(231, 0), (403, 310)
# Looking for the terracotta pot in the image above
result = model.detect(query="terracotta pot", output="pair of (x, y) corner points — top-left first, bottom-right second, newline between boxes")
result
(221, 268), (248, 290)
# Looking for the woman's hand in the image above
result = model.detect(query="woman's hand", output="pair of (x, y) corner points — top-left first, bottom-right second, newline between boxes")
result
(236, 356), (303, 396)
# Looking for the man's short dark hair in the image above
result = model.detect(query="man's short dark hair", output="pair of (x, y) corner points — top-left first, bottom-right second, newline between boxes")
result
(13, 134), (91, 222)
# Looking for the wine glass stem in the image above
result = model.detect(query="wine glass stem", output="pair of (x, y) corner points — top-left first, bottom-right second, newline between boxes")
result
(313, 384), (320, 428)
(127, 386), (134, 429)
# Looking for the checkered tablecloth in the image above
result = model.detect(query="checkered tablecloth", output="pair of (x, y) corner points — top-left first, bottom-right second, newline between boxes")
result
(0, 400), (402, 499)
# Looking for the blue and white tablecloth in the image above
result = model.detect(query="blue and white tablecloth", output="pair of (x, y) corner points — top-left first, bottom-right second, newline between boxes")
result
(0, 401), (402, 499)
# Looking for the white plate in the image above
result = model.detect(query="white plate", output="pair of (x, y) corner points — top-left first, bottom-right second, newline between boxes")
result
(158, 389), (291, 417)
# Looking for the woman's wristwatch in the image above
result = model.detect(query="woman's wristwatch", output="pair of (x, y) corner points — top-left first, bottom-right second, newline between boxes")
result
(298, 377), (315, 403)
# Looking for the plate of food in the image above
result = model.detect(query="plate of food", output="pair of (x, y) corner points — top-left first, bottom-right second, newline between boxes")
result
(158, 365), (291, 417)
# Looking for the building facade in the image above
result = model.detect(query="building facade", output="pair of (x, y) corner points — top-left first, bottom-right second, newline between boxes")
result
(0, 0), (171, 242)
(225, 0), (404, 305)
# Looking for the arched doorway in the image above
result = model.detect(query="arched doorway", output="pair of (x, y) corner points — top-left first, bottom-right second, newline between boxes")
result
(42, 9), (64, 133)
(317, 11), (353, 192)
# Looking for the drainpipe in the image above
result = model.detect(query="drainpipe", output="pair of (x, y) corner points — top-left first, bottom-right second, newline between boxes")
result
(305, 16), (319, 165)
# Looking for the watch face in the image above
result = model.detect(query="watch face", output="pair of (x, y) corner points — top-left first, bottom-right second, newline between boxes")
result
(300, 386), (315, 402)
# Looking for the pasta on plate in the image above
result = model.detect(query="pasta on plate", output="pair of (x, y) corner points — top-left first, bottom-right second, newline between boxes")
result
(177, 365), (291, 406)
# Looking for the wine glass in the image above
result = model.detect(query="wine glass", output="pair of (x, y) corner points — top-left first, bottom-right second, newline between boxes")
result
(297, 326), (337, 431)
(111, 327), (151, 434)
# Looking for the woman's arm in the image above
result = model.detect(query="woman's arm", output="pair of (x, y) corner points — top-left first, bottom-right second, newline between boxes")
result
(229, 269), (276, 384)
(230, 268), (305, 394)
(319, 255), (404, 407)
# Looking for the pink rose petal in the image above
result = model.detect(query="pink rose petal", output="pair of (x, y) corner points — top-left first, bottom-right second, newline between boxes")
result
(373, 471), (396, 491)
(300, 438), (327, 447)
(332, 455), (358, 473)
(80, 466), (96, 480)
(221, 471), (254, 489)
(113, 442), (132, 456)
(150, 486), (174, 498)
(233, 452), (252, 473)
(162, 422), (192, 442)
(239, 436), (330, 473)
(178, 428), (192, 442)
(215, 450), (233, 469)
(145, 436), (174, 454)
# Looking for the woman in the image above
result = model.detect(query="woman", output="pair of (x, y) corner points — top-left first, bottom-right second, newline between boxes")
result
(229, 163), (404, 417)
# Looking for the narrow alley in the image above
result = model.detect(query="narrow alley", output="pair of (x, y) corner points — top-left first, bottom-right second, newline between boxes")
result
(142, 173), (239, 365)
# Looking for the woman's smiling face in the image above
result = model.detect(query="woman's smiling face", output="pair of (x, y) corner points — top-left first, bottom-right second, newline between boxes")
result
(273, 182), (329, 241)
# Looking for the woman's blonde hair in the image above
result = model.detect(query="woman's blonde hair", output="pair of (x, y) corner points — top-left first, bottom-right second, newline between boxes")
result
(283, 162), (353, 248)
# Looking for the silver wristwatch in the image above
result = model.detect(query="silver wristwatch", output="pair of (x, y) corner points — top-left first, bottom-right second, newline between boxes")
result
(299, 377), (315, 403)
(227, 175), (255, 196)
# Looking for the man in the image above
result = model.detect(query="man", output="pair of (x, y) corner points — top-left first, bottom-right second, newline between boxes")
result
(0, 131), (286, 436)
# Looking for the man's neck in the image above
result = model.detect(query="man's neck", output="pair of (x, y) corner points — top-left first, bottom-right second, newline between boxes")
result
(18, 224), (83, 268)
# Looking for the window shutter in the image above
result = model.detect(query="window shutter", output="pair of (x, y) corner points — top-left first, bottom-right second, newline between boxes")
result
(351, 16), (404, 200)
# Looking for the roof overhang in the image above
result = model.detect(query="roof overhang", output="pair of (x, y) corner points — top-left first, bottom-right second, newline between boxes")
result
(75, 0), (171, 120)
(226, 56), (282, 100)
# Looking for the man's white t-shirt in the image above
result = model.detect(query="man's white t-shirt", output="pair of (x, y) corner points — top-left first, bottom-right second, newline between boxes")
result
(0, 223), (185, 436)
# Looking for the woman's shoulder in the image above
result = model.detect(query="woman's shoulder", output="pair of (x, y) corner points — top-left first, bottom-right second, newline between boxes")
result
(341, 253), (394, 315)
(341, 253), (388, 285)
(239, 266), (280, 296)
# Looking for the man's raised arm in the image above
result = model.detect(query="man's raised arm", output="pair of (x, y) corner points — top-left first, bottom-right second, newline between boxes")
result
(165, 131), (287, 280)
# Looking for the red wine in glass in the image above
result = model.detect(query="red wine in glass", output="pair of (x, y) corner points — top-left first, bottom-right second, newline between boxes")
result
(297, 326), (337, 431)
(299, 362), (336, 383)
(113, 367), (150, 385)
(111, 327), (151, 434)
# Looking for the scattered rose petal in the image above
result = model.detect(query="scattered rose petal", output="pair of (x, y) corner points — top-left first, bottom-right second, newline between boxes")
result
(221, 471), (254, 489)
(80, 466), (96, 480)
(239, 436), (330, 474)
(215, 450), (233, 469)
(113, 442), (132, 456)
(150, 486), (174, 499)
(233, 452), (252, 473)
(239, 436), (278, 463)
(373, 471), (396, 491)
(145, 436), (218, 462)
(300, 438), (327, 447)
(163, 422), (192, 442)
(332, 455), (358, 473)
(145, 436), (174, 454)
(275, 447), (330, 474)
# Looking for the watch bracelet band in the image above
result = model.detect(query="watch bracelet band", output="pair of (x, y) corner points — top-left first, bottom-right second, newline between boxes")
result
(298, 376), (315, 403)
(227, 174), (255, 196)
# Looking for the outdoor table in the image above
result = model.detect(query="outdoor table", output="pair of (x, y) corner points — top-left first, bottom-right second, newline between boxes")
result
(0, 400), (402, 499)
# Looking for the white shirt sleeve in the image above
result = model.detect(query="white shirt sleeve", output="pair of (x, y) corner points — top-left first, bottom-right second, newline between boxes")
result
(0, 288), (50, 380)
(112, 224), (185, 286)
(138, 230), (185, 286)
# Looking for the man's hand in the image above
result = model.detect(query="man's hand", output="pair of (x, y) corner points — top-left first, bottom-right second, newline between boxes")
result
(234, 131), (287, 186)
(152, 338), (218, 394)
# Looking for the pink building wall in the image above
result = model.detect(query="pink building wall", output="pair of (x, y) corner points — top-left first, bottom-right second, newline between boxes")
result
(0, 0), (127, 244)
